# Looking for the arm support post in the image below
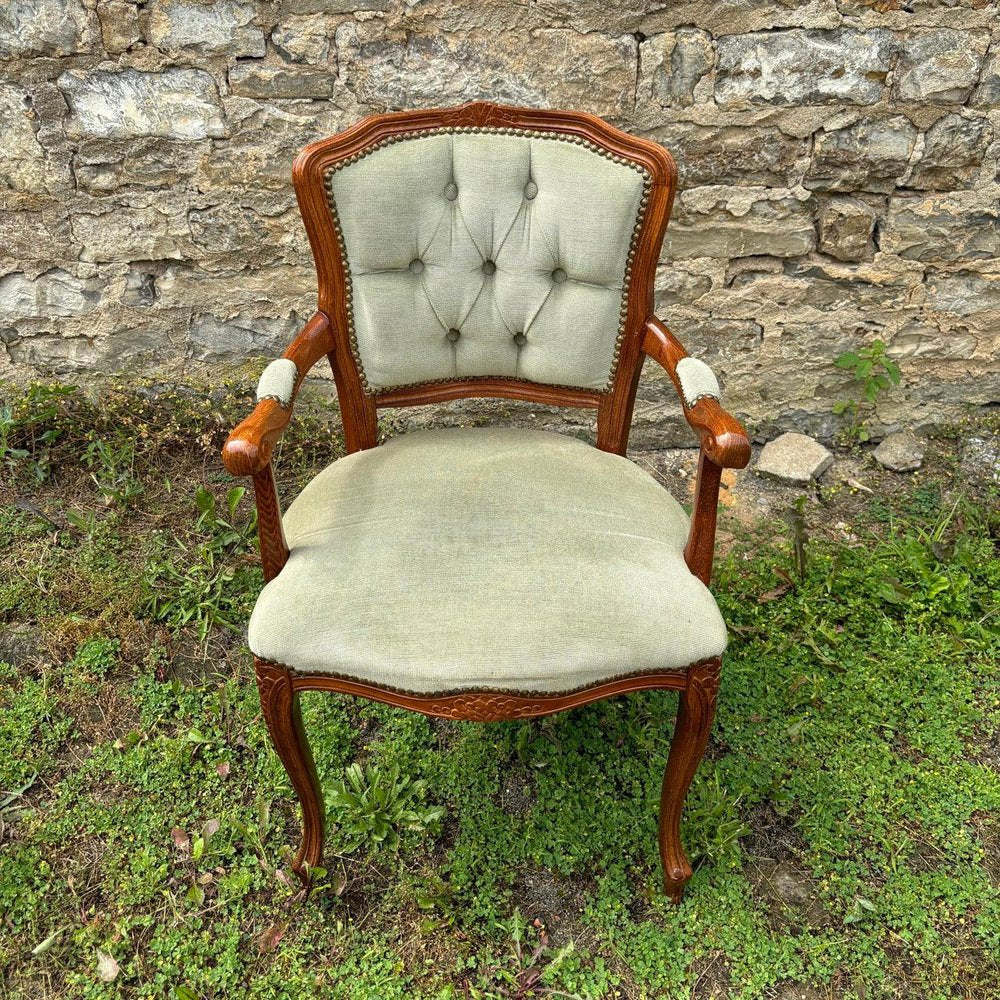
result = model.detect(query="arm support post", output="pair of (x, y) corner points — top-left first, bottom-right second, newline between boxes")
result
(222, 311), (336, 581)
(642, 315), (751, 584)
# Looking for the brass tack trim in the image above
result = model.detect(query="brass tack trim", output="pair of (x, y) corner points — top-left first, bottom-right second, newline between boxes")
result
(257, 655), (691, 699)
(256, 394), (292, 409)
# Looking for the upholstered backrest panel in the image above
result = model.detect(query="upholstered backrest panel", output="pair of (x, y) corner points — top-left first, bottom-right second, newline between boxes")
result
(325, 130), (649, 393)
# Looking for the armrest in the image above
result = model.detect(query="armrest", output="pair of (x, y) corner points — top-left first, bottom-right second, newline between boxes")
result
(222, 311), (334, 477)
(642, 315), (750, 470)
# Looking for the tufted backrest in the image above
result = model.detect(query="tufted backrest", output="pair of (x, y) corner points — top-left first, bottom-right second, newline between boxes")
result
(293, 104), (676, 454)
(325, 130), (650, 393)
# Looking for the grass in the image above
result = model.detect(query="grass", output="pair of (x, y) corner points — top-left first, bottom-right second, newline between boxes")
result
(0, 380), (998, 998)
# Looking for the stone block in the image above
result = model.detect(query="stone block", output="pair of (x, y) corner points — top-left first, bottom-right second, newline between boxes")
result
(59, 68), (226, 141)
(273, 15), (331, 63)
(715, 29), (893, 107)
(72, 206), (181, 263)
(805, 116), (918, 193)
(817, 197), (876, 262)
(0, 85), (49, 194)
(639, 30), (714, 109)
(781, 260), (915, 312)
(122, 270), (158, 308)
(0, 269), (102, 318)
(664, 186), (815, 259)
(0, 0), (88, 59)
(5, 333), (97, 373)
(639, 0), (840, 35)
(188, 311), (302, 360)
(893, 29), (989, 103)
(882, 195), (999, 263)
(907, 114), (993, 191)
(147, 0), (265, 57)
(336, 24), (637, 118)
(280, 0), (390, 11)
(0, 211), (75, 261)
(156, 263), (315, 312)
(888, 321), (977, 360)
(653, 124), (809, 188)
(926, 271), (1000, 316)
(187, 203), (272, 254)
(654, 265), (713, 309)
(228, 63), (340, 99)
(194, 105), (347, 191)
(72, 138), (208, 192)
(971, 44), (1000, 108)
(97, 0), (142, 53)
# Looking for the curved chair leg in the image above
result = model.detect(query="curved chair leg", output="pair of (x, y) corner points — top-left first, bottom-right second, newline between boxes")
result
(255, 659), (325, 883)
(658, 658), (721, 904)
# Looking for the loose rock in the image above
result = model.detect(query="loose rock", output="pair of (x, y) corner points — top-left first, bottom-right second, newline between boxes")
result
(757, 432), (834, 485)
(873, 431), (924, 473)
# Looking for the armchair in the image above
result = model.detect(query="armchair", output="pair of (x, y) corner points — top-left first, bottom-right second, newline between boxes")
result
(223, 102), (749, 902)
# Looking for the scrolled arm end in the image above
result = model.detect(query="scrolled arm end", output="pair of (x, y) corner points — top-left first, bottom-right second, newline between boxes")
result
(689, 398), (751, 470)
(222, 398), (293, 477)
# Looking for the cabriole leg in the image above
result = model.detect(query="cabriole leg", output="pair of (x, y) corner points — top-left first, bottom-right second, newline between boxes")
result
(658, 658), (721, 903)
(255, 660), (325, 882)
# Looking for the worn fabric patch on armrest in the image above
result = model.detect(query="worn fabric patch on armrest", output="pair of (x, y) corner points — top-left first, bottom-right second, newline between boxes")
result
(256, 358), (298, 407)
(675, 356), (720, 407)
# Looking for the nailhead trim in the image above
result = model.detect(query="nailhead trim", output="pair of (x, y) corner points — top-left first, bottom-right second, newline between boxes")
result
(256, 655), (691, 699)
(685, 391), (720, 407)
(257, 394), (292, 409)
(323, 126), (653, 396)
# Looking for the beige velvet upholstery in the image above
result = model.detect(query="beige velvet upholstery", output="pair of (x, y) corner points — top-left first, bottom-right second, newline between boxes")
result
(256, 358), (298, 406)
(675, 357), (720, 408)
(326, 132), (648, 392)
(248, 428), (727, 694)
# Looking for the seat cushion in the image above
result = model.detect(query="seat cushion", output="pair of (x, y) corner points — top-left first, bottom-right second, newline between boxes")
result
(248, 428), (727, 694)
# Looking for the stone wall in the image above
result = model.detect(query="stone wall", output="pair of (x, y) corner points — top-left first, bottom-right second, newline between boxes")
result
(1, 0), (998, 445)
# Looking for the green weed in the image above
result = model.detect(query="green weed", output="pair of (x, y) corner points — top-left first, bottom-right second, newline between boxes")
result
(328, 762), (445, 855)
(143, 486), (259, 641)
(832, 339), (901, 445)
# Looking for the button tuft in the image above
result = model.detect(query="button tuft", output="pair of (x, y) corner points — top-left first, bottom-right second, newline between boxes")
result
(408, 259), (425, 275)
(447, 328), (461, 342)
(513, 332), (527, 346)
(482, 260), (496, 275)
(524, 180), (538, 200)
(551, 267), (567, 283)
(444, 182), (458, 201)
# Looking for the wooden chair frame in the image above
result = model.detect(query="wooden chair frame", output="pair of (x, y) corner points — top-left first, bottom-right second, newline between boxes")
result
(222, 101), (750, 903)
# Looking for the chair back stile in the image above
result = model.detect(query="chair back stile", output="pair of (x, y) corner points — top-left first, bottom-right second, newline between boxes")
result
(292, 102), (677, 456)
